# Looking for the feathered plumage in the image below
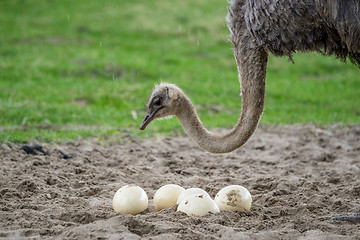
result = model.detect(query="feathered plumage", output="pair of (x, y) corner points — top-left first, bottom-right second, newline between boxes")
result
(228, 0), (360, 66)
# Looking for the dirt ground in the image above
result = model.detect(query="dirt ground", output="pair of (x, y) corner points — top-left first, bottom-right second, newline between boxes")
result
(1, 124), (359, 239)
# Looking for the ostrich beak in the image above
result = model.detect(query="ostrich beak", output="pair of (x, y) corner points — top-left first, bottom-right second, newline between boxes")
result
(139, 106), (161, 130)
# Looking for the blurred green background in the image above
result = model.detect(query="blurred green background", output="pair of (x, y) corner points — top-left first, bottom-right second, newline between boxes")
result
(0, 0), (359, 142)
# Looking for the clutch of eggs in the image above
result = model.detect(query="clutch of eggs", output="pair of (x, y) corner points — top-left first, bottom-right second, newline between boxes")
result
(112, 184), (251, 216)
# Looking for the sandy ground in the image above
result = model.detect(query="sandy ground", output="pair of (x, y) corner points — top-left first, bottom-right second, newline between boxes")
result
(0, 124), (359, 239)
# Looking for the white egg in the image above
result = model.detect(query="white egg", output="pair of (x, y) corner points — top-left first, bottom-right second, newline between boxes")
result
(176, 187), (210, 204)
(177, 194), (220, 217)
(153, 184), (185, 211)
(214, 185), (252, 212)
(112, 185), (148, 215)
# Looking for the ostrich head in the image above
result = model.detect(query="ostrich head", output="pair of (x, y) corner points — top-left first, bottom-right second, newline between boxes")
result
(139, 83), (181, 130)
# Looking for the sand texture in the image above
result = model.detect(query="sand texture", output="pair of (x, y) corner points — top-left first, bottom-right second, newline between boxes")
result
(1, 124), (359, 239)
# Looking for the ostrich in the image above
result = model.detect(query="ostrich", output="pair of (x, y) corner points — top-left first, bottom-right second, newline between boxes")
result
(140, 0), (360, 153)
(139, 1), (360, 222)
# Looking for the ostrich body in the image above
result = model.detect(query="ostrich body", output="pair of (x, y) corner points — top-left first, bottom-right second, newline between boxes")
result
(140, 0), (360, 154)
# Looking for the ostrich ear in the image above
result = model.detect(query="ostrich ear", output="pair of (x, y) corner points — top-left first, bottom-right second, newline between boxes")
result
(168, 89), (179, 101)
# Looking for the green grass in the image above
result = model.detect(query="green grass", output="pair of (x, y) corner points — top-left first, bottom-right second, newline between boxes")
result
(0, 0), (359, 142)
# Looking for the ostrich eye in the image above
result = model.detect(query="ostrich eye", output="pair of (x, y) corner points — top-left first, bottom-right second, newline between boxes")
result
(153, 97), (162, 106)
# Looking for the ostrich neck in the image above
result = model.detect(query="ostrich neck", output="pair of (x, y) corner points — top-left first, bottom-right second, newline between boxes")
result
(177, 42), (268, 153)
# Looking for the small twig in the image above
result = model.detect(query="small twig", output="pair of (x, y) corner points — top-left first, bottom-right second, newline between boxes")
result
(328, 213), (360, 224)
